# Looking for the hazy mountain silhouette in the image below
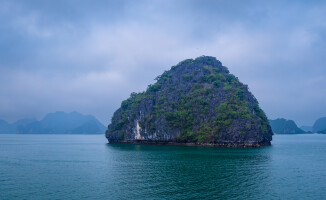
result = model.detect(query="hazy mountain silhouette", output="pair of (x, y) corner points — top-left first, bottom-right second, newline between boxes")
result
(0, 111), (106, 134)
(269, 118), (306, 134)
(300, 126), (313, 132)
(0, 119), (15, 134)
(313, 117), (326, 133)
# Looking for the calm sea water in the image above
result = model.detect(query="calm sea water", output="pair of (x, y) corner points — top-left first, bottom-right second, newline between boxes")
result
(1, 134), (326, 200)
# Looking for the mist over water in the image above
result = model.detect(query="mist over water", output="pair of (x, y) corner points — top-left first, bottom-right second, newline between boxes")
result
(1, 134), (326, 199)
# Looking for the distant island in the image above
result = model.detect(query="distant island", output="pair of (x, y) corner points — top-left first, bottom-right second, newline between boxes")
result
(106, 56), (273, 147)
(269, 117), (326, 134)
(269, 118), (306, 134)
(300, 125), (313, 132)
(0, 111), (106, 134)
(313, 117), (326, 133)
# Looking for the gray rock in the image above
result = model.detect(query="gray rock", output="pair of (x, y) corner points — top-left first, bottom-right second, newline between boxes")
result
(106, 56), (273, 147)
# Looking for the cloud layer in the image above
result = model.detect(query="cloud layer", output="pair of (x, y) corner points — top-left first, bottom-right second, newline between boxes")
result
(1, 0), (326, 126)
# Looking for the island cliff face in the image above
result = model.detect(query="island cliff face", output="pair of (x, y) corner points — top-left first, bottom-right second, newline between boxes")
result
(106, 56), (273, 147)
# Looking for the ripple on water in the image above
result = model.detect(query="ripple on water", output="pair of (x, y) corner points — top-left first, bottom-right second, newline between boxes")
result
(1, 134), (326, 199)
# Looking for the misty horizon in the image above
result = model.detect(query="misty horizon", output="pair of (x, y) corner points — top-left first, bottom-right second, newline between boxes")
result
(1, 84), (324, 128)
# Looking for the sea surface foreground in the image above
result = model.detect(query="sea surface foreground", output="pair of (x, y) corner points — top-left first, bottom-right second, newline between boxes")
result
(1, 134), (326, 199)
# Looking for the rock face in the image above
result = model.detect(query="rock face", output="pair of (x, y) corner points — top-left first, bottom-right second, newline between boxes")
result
(269, 118), (306, 134)
(106, 56), (273, 146)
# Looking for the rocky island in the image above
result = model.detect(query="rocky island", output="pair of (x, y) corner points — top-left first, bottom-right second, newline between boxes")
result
(106, 56), (273, 147)
(269, 118), (306, 134)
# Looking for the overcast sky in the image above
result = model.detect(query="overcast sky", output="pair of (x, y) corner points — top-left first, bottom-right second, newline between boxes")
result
(1, 0), (326, 127)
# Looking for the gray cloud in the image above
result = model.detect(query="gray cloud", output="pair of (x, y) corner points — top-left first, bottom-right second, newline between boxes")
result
(0, 0), (326, 126)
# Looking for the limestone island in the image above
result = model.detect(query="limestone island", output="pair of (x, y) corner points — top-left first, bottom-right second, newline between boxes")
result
(106, 56), (273, 147)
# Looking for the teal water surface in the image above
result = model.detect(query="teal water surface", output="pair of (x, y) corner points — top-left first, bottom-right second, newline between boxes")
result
(1, 134), (326, 199)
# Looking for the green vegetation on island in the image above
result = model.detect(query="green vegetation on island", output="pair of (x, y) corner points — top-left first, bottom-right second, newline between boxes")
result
(106, 56), (273, 146)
